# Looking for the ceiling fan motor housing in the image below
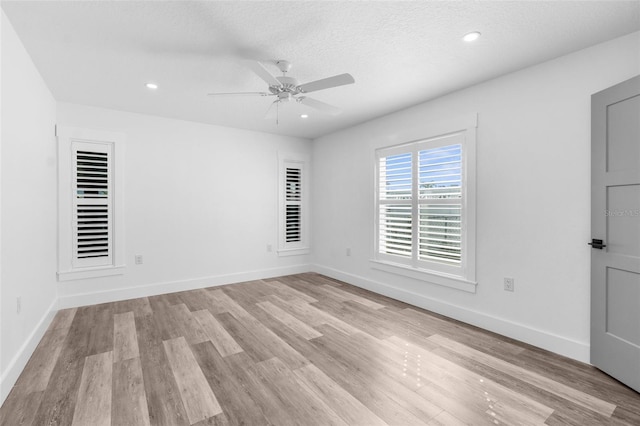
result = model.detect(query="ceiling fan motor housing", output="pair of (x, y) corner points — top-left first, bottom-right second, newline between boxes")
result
(271, 76), (301, 96)
(277, 92), (294, 102)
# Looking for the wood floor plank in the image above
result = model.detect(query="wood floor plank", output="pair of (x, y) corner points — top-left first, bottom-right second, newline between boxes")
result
(261, 279), (319, 303)
(207, 289), (253, 318)
(428, 333), (617, 417)
(383, 335), (555, 422)
(191, 341), (270, 425)
(12, 326), (68, 394)
(222, 354), (303, 426)
(112, 297), (153, 318)
(314, 298), (392, 339)
(264, 295), (324, 325)
(71, 351), (113, 426)
(211, 295), (309, 369)
(114, 311), (140, 362)
(49, 307), (78, 330)
(402, 307), (527, 357)
(215, 312), (276, 362)
(320, 284), (386, 309)
(249, 357), (348, 426)
(177, 288), (226, 313)
(311, 325), (442, 424)
(112, 357), (151, 426)
(225, 280), (276, 303)
(293, 363), (388, 426)
(86, 303), (115, 357)
(191, 412), (230, 426)
(256, 300), (323, 340)
(32, 306), (97, 425)
(430, 344), (629, 426)
(136, 314), (190, 426)
(192, 309), (244, 357)
(280, 278), (338, 303)
(426, 410), (468, 426)
(0, 390), (44, 426)
(163, 336), (222, 424)
(169, 303), (210, 345)
(516, 345), (640, 409)
(268, 294), (359, 335)
(148, 292), (182, 313)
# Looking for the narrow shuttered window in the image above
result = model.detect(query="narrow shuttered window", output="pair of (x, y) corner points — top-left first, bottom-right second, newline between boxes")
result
(72, 142), (113, 268)
(278, 154), (309, 256)
(285, 167), (302, 243)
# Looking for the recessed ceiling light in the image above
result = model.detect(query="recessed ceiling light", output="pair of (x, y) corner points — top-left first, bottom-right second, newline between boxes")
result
(463, 32), (481, 42)
(145, 82), (158, 90)
(300, 114), (309, 118)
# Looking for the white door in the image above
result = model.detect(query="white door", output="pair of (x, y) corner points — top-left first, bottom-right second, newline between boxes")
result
(590, 75), (640, 393)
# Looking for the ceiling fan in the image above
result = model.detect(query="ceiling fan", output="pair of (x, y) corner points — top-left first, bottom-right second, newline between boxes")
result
(208, 60), (355, 118)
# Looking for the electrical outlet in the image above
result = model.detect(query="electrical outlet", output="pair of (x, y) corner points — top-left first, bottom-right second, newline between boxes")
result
(504, 277), (515, 292)
(17, 296), (22, 314)
(346, 248), (352, 256)
(135, 254), (143, 265)
(267, 244), (273, 252)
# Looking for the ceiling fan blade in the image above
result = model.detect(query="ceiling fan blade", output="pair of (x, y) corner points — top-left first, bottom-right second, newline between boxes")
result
(297, 73), (355, 94)
(207, 92), (272, 97)
(243, 60), (281, 87)
(299, 97), (342, 115)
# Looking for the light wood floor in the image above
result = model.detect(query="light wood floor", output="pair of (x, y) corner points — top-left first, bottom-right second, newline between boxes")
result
(1, 273), (638, 425)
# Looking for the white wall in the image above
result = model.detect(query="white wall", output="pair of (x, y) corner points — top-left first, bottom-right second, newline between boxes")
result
(0, 10), (59, 401)
(56, 104), (312, 307)
(311, 31), (640, 362)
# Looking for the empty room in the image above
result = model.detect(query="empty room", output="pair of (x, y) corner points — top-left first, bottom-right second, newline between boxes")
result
(1, 1), (639, 425)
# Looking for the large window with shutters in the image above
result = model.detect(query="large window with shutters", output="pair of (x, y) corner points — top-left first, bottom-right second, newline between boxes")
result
(57, 127), (125, 281)
(278, 153), (309, 256)
(374, 121), (476, 291)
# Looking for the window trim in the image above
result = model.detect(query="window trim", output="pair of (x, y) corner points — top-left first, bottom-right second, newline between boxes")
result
(277, 152), (310, 257)
(57, 126), (125, 281)
(372, 115), (477, 292)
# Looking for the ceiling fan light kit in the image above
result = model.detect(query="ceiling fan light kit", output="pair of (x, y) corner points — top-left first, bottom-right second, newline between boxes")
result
(208, 59), (355, 122)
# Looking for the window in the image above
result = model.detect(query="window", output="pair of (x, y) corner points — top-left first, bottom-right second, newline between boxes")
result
(373, 119), (476, 291)
(278, 153), (309, 256)
(285, 166), (302, 243)
(73, 143), (112, 267)
(57, 126), (125, 280)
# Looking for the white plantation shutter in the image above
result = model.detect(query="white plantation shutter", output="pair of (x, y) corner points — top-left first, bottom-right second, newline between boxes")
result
(376, 130), (473, 279)
(285, 166), (302, 243)
(418, 144), (462, 264)
(278, 154), (309, 255)
(378, 152), (413, 258)
(72, 141), (113, 267)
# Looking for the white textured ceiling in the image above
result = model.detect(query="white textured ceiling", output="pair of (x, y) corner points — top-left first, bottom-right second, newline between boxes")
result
(3, 1), (639, 139)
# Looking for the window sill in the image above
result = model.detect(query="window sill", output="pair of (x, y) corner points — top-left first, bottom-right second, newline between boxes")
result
(277, 247), (310, 257)
(370, 259), (477, 293)
(58, 265), (126, 282)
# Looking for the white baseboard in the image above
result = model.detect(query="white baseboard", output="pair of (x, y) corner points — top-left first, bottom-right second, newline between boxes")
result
(58, 264), (313, 309)
(311, 264), (590, 363)
(0, 298), (58, 405)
